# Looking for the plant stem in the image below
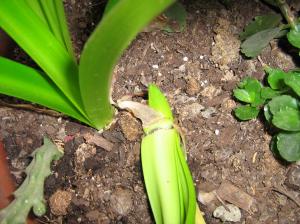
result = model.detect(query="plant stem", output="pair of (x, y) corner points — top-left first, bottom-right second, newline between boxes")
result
(276, 0), (298, 31)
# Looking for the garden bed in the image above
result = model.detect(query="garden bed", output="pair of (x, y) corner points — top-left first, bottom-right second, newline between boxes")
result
(0, 0), (299, 223)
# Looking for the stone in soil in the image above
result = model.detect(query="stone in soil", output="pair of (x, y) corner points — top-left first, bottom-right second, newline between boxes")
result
(85, 210), (110, 224)
(285, 166), (300, 190)
(109, 187), (133, 216)
(213, 204), (242, 222)
(49, 190), (73, 216)
(119, 112), (142, 141)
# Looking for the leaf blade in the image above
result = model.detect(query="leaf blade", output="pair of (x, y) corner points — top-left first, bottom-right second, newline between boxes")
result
(0, 57), (90, 125)
(234, 105), (260, 120)
(0, 0), (84, 115)
(240, 14), (282, 40)
(277, 132), (300, 162)
(79, 0), (175, 129)
(272, 107), (300, 131)
(241, 27), (281, 57)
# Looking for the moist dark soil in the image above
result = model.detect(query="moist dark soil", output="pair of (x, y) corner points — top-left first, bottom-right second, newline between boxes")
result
(1, 0), (300, 223)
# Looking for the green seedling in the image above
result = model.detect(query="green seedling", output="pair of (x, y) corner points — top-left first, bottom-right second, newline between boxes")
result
(0, 0), (175, 130)
(0, 137), (63, 224)
(240, 0), (300, 57)
(233, 67), (300, 162)
(118, 84), (206, 224)
(235, 0), (300, 162)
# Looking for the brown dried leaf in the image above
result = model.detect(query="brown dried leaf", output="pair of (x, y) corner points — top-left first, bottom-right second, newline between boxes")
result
(216, 180), (255, 212)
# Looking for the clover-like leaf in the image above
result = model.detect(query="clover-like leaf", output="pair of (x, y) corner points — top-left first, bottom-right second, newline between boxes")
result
(266, 67), (287, 90)
(263, 104), (272, 122)
(277, 132), (300, 162)
(272, 107), (300, 131)
(268, 95), (298, 115)
(235, 77), (264, 106)
(261, 87), (280, 99)
(284, 71), (300, 97)
(233, 89), (253, 103)
(241, 27), (281, 57)
(240, 14), (282, 40)
(234, 105), (260, 120)
(287, 25), (300, 49)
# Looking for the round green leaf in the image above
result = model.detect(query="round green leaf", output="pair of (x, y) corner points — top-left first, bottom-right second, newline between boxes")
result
(239, 14), (282, 40)
(268, 95), (298, 115)
(272, 107), (300, 131)
(234, 105), (260, 120)
(233, 89), (253, 103)
(236, 77), (263, 106)
(261, 87), (280, 99)
(266, 67), (287, 90)
(287, 25), (300, 49)
(284, 72), (300, 97)
(263, 104), (272, 122)
(277, 132), (300, 162)
(240, 27), (281, 57)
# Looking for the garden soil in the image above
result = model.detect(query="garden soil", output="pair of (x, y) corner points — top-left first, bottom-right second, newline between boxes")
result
(1, 0), (300, 223)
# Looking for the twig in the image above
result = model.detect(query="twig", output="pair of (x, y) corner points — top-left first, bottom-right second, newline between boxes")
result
(0, 99), (64, 117)
(214, 191), (231, 212)
(276, 0), (298, 31)
(272, 185), (300, 208)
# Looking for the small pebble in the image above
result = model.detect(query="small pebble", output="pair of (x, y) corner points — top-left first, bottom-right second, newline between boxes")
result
(186, 77), (200, 96)
(49, 190), (72, 216)
(183, 56), (188, 62)
(213, 204), (241, 222)
(110, 188), (133, 216)
(201, 107), (217, 119)
(152, 64), (159, 69)
(119, 113), (142, 141)
(285, 166), (300, 190)
(215, 129), (220, 135)
(199, 55), (204, 59)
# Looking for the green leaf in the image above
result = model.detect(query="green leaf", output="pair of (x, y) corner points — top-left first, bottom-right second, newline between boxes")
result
(25, 0), (74, 58)
(79, 0), (175, 129)
(240, 14), (282, 40)
(0, 57), (91, 125)
(264, 104), (272, 122)
(261, 87), (280, 99)
(266, 67), (287, 89)
(103, 0), (120, 15)
(284, 71), (300, 96)
(235, 77), (264, 106)
(277, 132), (300, 161)
(141, 129), (197, 223)
(164, 2), (187, 32)
(270, 135), (280, 157)
(0, 137), (63, 223)
(0, 0), (84, 115)
(268, 95), (298, 115)
(241, 27), (281, 57)
(148, 84), (173, 121)
(287, 25), (300, 49)
(272, 107), (300, 131)
(233, 89), (253, 103)
(234, 105), (260, 120)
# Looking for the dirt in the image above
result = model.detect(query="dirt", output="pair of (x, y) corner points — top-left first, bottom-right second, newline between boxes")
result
(1, 0), (300, 223)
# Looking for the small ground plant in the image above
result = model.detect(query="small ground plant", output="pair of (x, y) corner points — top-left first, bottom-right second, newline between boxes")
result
(0, 138), (63, 224)
(0, 1), (205, 223)
(0, 0), (175, 129)
(234, 0), (300, 162)
(118, 84), (205, 224)
(240, 0), (300, 58)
